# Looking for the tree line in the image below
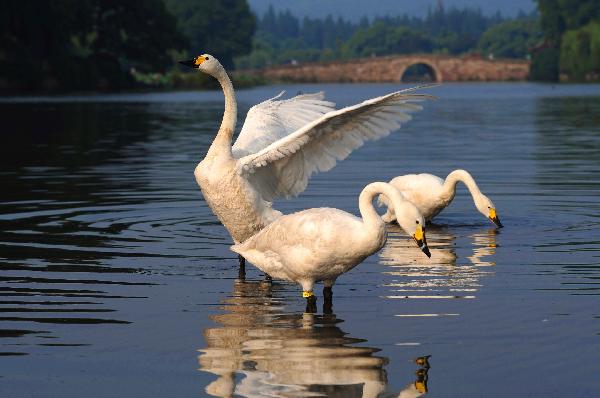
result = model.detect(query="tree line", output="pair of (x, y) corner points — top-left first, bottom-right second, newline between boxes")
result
(532, 0), (600, 81)
(1, 0), (598, 92)
(0, 0), (255, 92)
(235, 5), (541, 69)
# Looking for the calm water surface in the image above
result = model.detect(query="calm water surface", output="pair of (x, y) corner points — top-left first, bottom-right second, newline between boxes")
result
(1, 83), (599, 397)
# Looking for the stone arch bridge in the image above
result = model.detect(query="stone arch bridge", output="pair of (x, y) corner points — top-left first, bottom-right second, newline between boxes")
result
(242, 54), (530, 83)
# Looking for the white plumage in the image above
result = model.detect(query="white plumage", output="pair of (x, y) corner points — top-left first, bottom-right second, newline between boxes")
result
(231, 182), (430, 301)
(235, 89), (432, 201)
(180, 54), (435, 245)
(378, 169), (503, 227)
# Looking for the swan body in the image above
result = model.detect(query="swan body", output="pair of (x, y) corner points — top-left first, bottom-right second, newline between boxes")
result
(379, 169), (502, 227)
(180, 54), (434, 245)
(195, 146), (282, 243)
(231, 182), (430, 302)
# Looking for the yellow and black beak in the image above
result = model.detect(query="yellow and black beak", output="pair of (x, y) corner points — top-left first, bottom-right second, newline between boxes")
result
(489, 208), (503, 228)
(179, 56), (206, 69)
(412, 225), (431, 258)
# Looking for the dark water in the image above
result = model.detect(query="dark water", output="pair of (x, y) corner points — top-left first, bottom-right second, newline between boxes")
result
(1, 83), (599, 397)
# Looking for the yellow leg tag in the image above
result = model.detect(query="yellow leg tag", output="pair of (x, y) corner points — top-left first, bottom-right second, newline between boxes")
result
(302, 291), (314, 298)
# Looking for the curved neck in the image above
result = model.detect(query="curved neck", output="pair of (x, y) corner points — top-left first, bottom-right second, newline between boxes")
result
(442, 169), (483, 201)
(359, 182), (407, 228)
(206, 69), (237, 159)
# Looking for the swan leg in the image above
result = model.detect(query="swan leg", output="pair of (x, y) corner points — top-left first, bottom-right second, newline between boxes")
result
(323, 285), (333, 314)
(237, 255), (246, 280)
(301, 280), (317, 313)
(305, 293), (317, 313)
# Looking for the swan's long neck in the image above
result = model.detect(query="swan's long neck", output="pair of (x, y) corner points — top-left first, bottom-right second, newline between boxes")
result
(206, 69), (237, 159)
(359, 182), (407, 229)
(442, 169), (483, 202)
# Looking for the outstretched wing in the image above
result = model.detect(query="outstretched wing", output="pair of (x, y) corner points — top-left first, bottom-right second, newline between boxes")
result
(236, 85), (436, 201)
(232, 91), (335, 157)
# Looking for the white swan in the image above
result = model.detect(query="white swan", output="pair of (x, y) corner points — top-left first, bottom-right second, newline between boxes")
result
(230, 182), (430, 310)
(379, 169), (502, 227)
(179, 54), (434, 259)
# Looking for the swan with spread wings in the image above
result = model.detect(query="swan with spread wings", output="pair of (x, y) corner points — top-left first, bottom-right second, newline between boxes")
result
(180, 54), (435, 266)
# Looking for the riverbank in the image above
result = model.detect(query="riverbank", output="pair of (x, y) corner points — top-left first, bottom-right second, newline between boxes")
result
(0, 69), (268, 97)
(237, 54), (532, 83)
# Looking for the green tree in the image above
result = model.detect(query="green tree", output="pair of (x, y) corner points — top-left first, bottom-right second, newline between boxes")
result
(0, 0), (92, 90)
(530, 46), (560, 80)
(91, 0), (187, 88)
(238, 6), (507, 69)
(0, 0), (186, 91)
(534, 0), (600, 81)
(560, 21), (600, 80)
(165, 0), (256, 69)
(538, 0), (600, 38)
(478, 19), (542, 58)
(345, 22), (432, 58)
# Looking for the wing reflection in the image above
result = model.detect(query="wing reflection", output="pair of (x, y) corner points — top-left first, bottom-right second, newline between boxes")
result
(199, 279), (391, 397)
(379, 225), (497, 302)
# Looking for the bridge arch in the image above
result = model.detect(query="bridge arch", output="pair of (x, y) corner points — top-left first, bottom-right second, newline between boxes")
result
(398, 60), (443, 83)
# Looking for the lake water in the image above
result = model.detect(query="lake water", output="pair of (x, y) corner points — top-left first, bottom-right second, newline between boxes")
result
(1, 83), (599, 397)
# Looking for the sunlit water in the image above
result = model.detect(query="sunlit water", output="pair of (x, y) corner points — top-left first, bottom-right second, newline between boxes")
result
(1, 83), (599, 397)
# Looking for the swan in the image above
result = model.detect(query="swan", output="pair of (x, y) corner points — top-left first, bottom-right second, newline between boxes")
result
(378, 169), (503, 227)
(230, 182), (430, 311)
(179, 54), (434, 267)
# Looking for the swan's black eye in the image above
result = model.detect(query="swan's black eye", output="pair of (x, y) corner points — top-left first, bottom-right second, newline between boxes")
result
(205, 56), (209, 60)
(416, 220), (419, 224)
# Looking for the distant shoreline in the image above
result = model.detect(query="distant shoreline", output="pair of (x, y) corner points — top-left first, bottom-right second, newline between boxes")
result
(236, 54), (532, 83)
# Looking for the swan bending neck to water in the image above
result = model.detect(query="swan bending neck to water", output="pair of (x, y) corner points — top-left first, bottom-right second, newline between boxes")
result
(231, 182), (430, 312)
(179, 54), (435, 268)
(380, 169), (502, 227)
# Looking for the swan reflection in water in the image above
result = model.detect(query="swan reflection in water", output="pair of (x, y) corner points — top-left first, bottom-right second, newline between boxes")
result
(198, 279), (430, 397)
(379, 225), (498, 301)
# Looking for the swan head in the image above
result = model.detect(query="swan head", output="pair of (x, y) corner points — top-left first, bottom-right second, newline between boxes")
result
(475, 194), (503, 228)
(179, 53), (224, 77)
(395, 204), (431, 258)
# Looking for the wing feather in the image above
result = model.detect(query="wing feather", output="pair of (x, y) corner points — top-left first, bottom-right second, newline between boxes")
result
(232, 91), (335, 158)
(238, 85), (437, 201)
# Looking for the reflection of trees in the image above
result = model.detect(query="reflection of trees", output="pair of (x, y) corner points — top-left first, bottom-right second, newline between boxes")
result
(0, 101), (223, 265)
(535, 97), (600, 163)
(379, 225), (496, 300)
(199, 279), (391, 398)
(535, 97), (600, 192)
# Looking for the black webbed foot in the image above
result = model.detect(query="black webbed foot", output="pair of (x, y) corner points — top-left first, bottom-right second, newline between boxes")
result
(305, 294), (317, 313)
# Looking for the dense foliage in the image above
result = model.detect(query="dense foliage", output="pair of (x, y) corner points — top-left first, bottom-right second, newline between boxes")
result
(533, 0), (600, 81)
(4, 0), (596, 90)
(478, 19), (543, 58)
(235, 5), (539, 69)
(164, 0), (256, 69)
(560, 21), (600, 81)
(344, 23), (433, 58)
(0, 0), (187, 91)
(0, 0), (257, 92)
